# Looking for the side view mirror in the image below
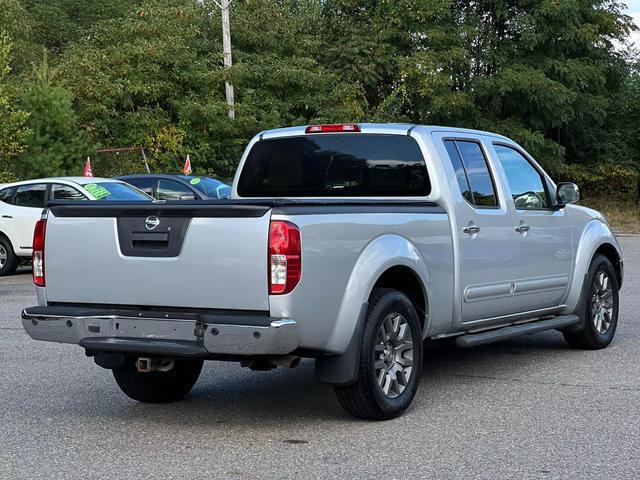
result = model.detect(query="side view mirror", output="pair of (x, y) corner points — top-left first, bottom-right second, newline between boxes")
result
(556, 182), (580, 206)
(179, 193), (196, 201)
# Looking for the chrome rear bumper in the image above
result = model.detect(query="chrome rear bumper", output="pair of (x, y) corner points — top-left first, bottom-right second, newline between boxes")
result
(21, 307), (299, 357)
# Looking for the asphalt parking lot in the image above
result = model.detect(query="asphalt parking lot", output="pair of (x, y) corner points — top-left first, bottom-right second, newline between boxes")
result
(1, 237), (639, 480)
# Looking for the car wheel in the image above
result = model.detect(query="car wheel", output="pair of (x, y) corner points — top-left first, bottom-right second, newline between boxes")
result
(0, 237), (18, 276)
(113, 357), (203, 403)
(334, 288), (423, 420)
(563, 254), (619, 350)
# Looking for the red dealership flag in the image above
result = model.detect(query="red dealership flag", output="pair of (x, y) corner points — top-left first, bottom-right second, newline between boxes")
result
(83, 157), (93, 177)
(183, 154), (192, 175)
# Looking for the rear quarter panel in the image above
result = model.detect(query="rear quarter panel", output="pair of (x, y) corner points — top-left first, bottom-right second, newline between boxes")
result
(268, 210), (454, 353)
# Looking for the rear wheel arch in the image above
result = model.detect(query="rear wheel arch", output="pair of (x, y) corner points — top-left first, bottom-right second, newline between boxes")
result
(316, 236), (431, 386)
(0, 231), (19, 275)
(334, 287), (424, 419)
(371, 265), (428, 333)
(328, 234), (431, 353)
(0, 231), (14, 251)
(316, 263), (429, 387)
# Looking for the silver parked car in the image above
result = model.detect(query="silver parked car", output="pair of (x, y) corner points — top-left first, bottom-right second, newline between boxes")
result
(22, 124), (623, 420)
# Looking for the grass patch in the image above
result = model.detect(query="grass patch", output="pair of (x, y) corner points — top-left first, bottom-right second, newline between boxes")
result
(581, 199), (640, 234)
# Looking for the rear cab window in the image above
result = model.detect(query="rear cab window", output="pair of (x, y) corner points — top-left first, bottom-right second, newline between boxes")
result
(238, 134), (430, 197)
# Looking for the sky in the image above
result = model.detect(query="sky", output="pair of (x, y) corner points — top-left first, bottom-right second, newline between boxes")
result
(625, 0), (640, 47)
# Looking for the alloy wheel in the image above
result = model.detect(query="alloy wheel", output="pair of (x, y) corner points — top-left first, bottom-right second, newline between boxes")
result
(374, 313), (414, 398)
(591, 271), (614, 334)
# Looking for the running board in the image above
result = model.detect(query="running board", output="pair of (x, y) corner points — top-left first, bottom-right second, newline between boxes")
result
(455, 315), (580, 348)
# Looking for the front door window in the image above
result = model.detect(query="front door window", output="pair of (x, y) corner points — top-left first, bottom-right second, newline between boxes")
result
(494, 145), (549, 209)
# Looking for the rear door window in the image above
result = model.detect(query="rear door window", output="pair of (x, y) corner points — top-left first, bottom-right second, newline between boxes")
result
(0, 187), (15, 204)
(51, 184), (86, 201)
(156, 180), (194, 200)
(444, 141), (473, 204)
(443, 140), (498, 207)
(14, 184), (47, 208)
(238, 134), (430, 197)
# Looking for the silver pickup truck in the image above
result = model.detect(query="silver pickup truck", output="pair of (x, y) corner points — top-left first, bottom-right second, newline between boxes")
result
(22, 124), (623, 420)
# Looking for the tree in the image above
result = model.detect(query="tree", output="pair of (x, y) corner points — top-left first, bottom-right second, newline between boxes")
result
(58, 0), (366, 177)
(1, 0), (639, 195)
(17, 61), (93, 178)
(0, 0), (41, 74)
(0, 35), (30, 182)
(446, 0), (635, 170)
(22, 0), (138, 56)
(317, 1), (636, 170)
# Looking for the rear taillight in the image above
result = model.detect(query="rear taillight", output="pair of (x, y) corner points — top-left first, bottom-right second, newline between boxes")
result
(32, 219), (46, 287)
(305, 124), (361, 133)
(269, 220), (301, 295)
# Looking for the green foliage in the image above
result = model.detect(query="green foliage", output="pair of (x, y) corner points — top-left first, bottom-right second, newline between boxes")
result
(558, 163), (638, 200)
(0, 0), (41, 74)
(0, 0), (638, 198)
(0, 35), (30, 182)
(23, 0), (138, 55)
(53, 0), (367, 177)
(17, 62), (93, 178)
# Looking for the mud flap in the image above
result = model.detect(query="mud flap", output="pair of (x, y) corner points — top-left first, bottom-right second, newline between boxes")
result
(315, 303), (368, 386)
(93, 352), (126, 369)
(560, 272), (589, 334)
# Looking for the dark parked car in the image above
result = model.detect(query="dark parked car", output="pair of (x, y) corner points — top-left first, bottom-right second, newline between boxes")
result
(116, 174), (231, 200)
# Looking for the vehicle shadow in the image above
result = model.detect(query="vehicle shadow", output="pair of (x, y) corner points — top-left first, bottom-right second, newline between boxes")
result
(419, 331), (575, 382)
(104, 360), (349, 425)
(83, 331), (575, 426)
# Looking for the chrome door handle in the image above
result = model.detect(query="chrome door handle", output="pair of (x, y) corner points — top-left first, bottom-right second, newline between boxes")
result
(1, 215), (12, 219)
(463, 226), (480, 235)
(515, 225), (530, 233)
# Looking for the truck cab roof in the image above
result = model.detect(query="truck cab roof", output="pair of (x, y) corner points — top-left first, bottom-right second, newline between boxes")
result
(258, 123), (511, 141)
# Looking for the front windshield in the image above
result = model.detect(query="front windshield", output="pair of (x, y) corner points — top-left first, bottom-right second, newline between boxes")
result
(188, 177), (231, 199)
(84, 182), (152, 201)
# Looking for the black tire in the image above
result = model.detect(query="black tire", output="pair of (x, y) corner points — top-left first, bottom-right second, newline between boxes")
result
(334, 288), (423, 420)
(113, 357), (203, 403)
(0, 236), (18, 276)
(563, 254), (619, 350)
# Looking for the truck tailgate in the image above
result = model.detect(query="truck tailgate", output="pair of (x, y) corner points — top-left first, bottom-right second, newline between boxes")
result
(44, 202), (271, 310)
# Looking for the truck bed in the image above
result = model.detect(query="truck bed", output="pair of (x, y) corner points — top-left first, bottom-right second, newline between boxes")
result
(43, 199), (443, 314)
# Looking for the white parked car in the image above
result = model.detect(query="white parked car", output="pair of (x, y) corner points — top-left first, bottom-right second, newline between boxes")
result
(0, 177), (151, 275)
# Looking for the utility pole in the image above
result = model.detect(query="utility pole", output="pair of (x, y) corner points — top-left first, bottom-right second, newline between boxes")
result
(215, 0), (235, 119)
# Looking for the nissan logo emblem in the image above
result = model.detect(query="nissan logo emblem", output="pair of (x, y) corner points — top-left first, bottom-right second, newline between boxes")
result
(145, 215), (160, 230)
